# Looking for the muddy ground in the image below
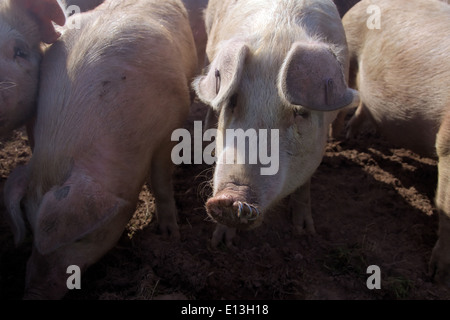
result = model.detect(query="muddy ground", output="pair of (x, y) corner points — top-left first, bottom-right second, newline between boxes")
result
(1, 101), (449, 300)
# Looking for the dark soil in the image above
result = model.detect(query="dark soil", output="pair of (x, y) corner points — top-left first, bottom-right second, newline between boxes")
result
(1, 101), (449, 300)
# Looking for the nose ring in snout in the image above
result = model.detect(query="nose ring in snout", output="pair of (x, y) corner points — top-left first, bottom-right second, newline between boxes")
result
(237, 201), (260, 221)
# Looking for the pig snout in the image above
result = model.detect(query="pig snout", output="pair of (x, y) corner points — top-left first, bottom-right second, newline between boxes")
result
(205, 184), (262, 229)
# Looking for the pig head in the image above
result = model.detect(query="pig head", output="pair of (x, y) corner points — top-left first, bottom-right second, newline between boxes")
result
(6, 164), (134, 299)
(0, 0), (65, 137)
(194, 0), (359, 246)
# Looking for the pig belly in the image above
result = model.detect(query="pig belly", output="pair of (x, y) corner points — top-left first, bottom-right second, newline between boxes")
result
(373, 114), (439, 157)
(359, 69), (442, 157)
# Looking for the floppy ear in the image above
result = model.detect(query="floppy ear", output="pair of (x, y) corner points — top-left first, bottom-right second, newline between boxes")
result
(3, 165), (29, 246)
(279, 41), (359, 111)
(15, 0), (66, 44)
(34, 171), (130, 254)
(193, 39), (249, 110)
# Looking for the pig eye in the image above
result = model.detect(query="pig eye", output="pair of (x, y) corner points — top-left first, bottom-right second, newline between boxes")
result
(14, 46), (29, 60)
(293, 108), (310, 119)
(228, 93), (239, 112)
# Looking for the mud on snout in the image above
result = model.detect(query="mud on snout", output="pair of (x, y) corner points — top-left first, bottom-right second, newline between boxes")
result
(205, 185), (263, 230)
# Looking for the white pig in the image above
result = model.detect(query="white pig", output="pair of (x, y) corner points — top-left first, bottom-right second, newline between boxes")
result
(193, 0), (359, 247)
(4, 0), (197, 299)
(338, 0), (450, 285)
(0, 0), (65, 137)
(182, 0), (208, 73)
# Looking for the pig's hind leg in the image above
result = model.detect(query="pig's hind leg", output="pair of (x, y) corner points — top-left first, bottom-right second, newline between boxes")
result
(289, 179), (316, 235)
(150, 143), (180, 240)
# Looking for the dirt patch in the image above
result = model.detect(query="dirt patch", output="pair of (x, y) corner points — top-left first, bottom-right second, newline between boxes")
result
(1, 102), (449, 300)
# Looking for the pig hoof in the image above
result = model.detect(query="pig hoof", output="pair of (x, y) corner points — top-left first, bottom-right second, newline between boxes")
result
(294, 223), (316, 236)
(211, 224), (237, 249)
(158, 223), (180, 240)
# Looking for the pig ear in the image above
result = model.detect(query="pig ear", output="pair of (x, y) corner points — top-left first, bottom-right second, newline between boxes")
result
(193, 40), (249, 109)
(279, 42), (359, 111)
(4, 165), (29, 246)
(15, 0), (66, 44)
(34, 172), (130, 254)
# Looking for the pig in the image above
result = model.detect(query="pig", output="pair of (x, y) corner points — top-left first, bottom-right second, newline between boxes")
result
(4, 0), (197, 299)
(180, 0), (220, 131)
(182, 0), (208, 74)
(193, 0), (359, 247)
(337, 0), (450, 285)
(198, 0), (363, 131)
(0, 0), (65, 138)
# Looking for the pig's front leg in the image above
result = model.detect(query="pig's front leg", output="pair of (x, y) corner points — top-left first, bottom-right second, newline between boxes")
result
(429, 117), (450, 285)
(25, 117), (36, 150)
(289, 179), (316, 235)
(331, 109), (350, 140)
(150, 143), (180, 240)
(430, 211), (450, 286)
(345, 101), (373, 139)
(211, 224), (237, 248)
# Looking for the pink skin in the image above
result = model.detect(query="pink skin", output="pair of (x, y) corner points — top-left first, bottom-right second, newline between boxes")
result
(61, 0), (105, 12)
(339, 0), (450, 285)
(182, 0), (209, 73)
(194, 0), (359, 247)
(0, 0), (65, 138)
(194, 2), (358, 247)
(205, 183), (261, 230)
(4, 0), (197, 299)
(431, 112), (450, 285)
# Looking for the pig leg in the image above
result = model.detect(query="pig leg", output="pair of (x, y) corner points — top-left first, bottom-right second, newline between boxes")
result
(25, 117), (36, 150)
(211, 224), (237, 248)
(4, 165), (29, 245)
(430, 115), (450, 285)
(204, 108), (218, 131)
(430, 211), (450, 286)
(345, 101), (372, 139)
(289, 179), (316, 235)
(150, 143), (180, 240)
(331, 109), (350, 139)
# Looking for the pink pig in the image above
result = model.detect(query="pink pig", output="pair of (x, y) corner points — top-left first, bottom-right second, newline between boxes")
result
(0, 0), (65, 138)
(4, 0), (197, 299)
(337, 0), (450, 285)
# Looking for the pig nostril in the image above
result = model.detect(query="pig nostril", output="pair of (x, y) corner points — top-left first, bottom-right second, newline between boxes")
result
(236, 201), (260, 221)
(237, 201), (244, 217)
(244, 203), (253, 219)
(248, 205), (260, 221)
(215, 69), (221, 94)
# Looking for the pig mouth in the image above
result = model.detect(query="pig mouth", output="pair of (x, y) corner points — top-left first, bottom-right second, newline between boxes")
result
(205, 192), (262, 230)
